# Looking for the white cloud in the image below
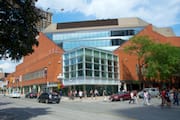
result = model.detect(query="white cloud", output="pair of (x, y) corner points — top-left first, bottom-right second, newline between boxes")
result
(0, 60), (22, 73)
(36, 0), (180, 27)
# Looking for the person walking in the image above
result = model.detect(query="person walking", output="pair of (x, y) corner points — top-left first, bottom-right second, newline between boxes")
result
(79, 90), (83, 99)
(161, 89), (166, 106)
(129, 91), (135, 104)
(165, 89), (171, 107)
(143, 90), (150, 105)
(173, 89), (179, 106)
(103, 89), (107, 101)
(90, 89), (94, 99)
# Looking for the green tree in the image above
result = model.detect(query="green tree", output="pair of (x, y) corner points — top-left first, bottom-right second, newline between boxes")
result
(124, 36), (153, 87)
(0, 0), (41, 61)
(145, 43), (180, 81)
(124, 35), (180, 87)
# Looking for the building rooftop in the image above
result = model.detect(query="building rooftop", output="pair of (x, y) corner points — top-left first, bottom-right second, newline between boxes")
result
(43, 17), (175, 37)
(43, 17), (148, 32)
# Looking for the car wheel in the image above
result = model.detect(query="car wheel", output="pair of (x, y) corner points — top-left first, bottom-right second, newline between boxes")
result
(45, 99), (48, 104)
(120, 98), (123, 101)
(56, 100), (60, 104)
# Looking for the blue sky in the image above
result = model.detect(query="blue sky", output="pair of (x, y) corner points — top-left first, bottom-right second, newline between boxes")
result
(38, 0), (180, 36)
(0, 0), (180, 73)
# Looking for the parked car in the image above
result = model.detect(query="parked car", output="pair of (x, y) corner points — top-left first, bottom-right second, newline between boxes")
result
(10, 91), (21, 98)
(109, 91), (131, 101)
(25, 92), (38, 98)
(138, 88), (160, 98)
(38, 92), (60, 104)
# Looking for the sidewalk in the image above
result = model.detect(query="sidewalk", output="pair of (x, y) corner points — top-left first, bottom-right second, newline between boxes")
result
(61, 96), (109, 102)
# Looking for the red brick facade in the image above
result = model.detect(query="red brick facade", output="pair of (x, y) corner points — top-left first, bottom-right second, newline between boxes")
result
(114, 25), (180, 88)
(7, 33), (64, 92)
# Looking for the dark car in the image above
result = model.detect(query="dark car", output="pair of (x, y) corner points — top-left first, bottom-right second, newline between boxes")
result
(25, 92), (38, 98)
(38, 92), (60, 104)
(109, 91), (131, 101)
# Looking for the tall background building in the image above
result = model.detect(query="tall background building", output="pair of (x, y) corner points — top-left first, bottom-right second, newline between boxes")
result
(36, 9), (52, 32)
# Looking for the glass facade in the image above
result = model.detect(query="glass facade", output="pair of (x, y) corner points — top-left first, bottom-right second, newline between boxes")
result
(22, 69), (46, 81)
(63, 47), (119, 85)
(46, 27), (143, 51)
(44, 24), (145, 93)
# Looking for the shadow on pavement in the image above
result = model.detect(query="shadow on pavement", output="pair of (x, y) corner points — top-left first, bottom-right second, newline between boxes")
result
(0, 102), (12, 106)
(112, 105), (180, 120)
(0, 107), (50, 120)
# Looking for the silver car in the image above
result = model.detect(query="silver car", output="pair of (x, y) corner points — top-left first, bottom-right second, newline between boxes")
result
(138, 88), (160, 98)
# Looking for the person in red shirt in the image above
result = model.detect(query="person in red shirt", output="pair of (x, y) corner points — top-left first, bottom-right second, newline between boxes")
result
(161, 89), (166, 106)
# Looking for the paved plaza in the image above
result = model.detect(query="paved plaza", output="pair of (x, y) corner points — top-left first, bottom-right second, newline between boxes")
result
(0, 95), (180, 120)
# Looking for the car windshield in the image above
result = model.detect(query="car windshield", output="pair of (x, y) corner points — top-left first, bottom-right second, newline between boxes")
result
(49, 92), (58, 96)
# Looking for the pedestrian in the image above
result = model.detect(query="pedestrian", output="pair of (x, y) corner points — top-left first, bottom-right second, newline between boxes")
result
(133, 90), (138, 104)
(160, 89), (166, 106)
(90, 89), (94, 99)
(143, 90), (150, 105)
(129, 91), (135, 104)
(79, 90), (83, 99)
(94, 89), (98, 99)
(103, 90), (107, 101)
(173, 89), (179, 106)
(165, 89), (171, 107)
(147, 91), (151, 104)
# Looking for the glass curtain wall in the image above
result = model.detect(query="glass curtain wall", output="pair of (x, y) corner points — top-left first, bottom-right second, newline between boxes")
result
(63, 47), (119, 82)
(49, 27), (143, 51)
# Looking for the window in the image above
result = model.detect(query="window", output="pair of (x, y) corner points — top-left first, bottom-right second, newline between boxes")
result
(114, 67), (118, 73)
(64, 60), (69, 66)
(65, 73), (69, 79)
(114, 73), (118, 79)
(78, 63), (83, 70)
(65, 66), (69, 72)
(101, 52), (106, 59)
(94, 64), (99, 70)
(94, 51), (99, 58)
(77, 49), (83, 56)
(86, 70), (92, 76)
(108, 73), (112, 78)
(85, 48), (92, 56)
(94, 57), (99, 63)
(102, 72), (107, 78)
(101, 59), (105, 64)
(108, 66), (112, 72)
(78, 70), (83, 76)
(70, 58), (76, 65)
(94, 71), (100, 77)
(101, 65), (106, 71)
(114, 61), (118, 66)
(85, 56), (92, 62)
(71, 65), (76, 71)
(71, 71), (76, 77)
(70, 51), (76, 58)
(77, 56), (83, 63)
(86, 63), (92, 69)
(108, 60), (112, 66)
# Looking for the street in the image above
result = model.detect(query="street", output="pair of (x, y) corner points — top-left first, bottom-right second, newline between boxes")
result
(0, 95), (180, 120)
